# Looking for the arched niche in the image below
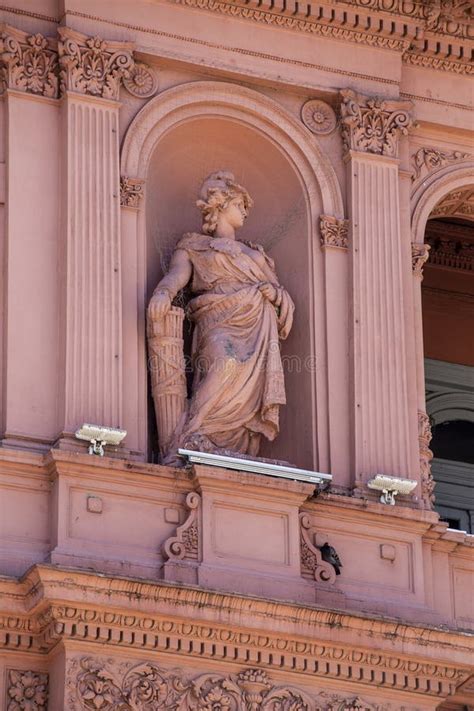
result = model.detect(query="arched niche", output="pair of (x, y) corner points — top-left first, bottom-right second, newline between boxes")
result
(120, 81), (344, 469)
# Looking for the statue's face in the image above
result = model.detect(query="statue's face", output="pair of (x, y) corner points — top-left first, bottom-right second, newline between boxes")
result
(220, 196), (248, 230)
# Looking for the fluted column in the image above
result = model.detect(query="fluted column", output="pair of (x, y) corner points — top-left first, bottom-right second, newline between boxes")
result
(341, 90), (416, 483)
(58, 29), (134, 438)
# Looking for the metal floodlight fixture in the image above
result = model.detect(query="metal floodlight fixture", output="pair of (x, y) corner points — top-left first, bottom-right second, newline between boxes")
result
(367, 475), (417, 506)
(75, 424), (127, 457)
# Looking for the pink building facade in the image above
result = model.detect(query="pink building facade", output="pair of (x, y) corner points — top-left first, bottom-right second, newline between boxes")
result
(0, 1), (473, 709)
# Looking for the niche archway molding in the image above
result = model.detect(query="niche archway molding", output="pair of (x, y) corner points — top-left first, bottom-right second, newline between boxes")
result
(120, 80), (345, 463)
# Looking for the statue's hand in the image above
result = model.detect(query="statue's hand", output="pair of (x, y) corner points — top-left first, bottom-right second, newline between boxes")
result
(258, 282), (278, 303)
(148, 290), (172, 321)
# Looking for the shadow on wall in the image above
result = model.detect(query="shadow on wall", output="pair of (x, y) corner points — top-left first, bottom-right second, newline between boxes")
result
(145, 117), (317, 468)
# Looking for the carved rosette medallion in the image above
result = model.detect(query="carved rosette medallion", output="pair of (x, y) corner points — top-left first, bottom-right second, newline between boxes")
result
(58, 27), (134, 100)
(411, 243), (431, 279)
(0, 26), (58, 97)
(300, 513), (336, 584)
(66, 656), (393, 710)
(411, 147), (471, 183)
(301, 99), (337, 135)
(162, 491), (201, 561)
(123, 62), (158, 98)
(7, 669), (48, 711)
(340, 89), (413, 158)
(120, 176), (145, 208)
(418, 411), (435, 509)
(320, 215), (349, 250)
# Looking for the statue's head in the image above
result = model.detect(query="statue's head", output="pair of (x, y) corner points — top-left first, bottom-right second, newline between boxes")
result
(196, 171), (253, 236)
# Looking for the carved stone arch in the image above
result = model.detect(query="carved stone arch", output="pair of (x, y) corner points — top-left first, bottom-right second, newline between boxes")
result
(121, 81), (344, 219)
(427, 393), (474, 427)
(411, 162), (474, 244)
(120, 80), (344, 465)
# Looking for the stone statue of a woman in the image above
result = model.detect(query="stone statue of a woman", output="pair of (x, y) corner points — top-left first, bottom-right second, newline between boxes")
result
(147, 171), (294, 464)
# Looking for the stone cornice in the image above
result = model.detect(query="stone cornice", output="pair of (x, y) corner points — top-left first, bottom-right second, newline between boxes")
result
(0, 565), (472, 698)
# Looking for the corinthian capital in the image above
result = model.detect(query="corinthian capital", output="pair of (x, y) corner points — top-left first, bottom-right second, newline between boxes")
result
(319, 215), (349, 250)
(340, 89), (413, 158)
(411, 243), (431, 279)
(0, 24), (58, 97)
(58, 27), (134, 100)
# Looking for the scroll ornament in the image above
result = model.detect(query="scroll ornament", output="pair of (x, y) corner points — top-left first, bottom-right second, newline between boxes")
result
(418, 411), (435, 509)
(0, 26), (58, 97)
(7, 669), (48, 711)
(411, 147), (471, 183)
(411, 243), (431, 279)
(320, 215), (349, 250)
(300, 513), (337, 584)
(162, 491), (201, 561)
(340, 89), (413, 158)
(66, 656), (394, 710)
(58, 27), (134, 100)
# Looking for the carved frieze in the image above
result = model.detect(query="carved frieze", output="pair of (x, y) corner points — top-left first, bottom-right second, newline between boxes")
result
(0, 25), (58, 97)
(426, 235), (474, 272)
(425, 0), (473, 39)
(7, 669), (48, 711)
(66, 656), (398, 710)
(123, 62), (158, 98)
(120, 176), (145, 208)
(411, 147), (471, 183)
(340, 90), (413, 158)
(162, 491), (201, 561)
(411, 243), (431, 279)
(418, 411), (435, 509)
(300, 513), (337, 584)
(320, 215), (349, 250)
(301, 99), (337, 135)
(58, 27), (134, 100)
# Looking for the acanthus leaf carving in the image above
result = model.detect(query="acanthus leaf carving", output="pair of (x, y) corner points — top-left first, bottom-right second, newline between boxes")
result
(120, 176), (145, 208)
(411, 243), (431, 279)
(300, 513), (337, 584)
(418, 410), (435, 509)
(58, 27), (134, 100)
(0, 25), (58, 97)
(320, 215), (349, 250)
(411, 147), (472, 183)
(340, 89), (413, 158)
(67, 656), (396, 711)
(162, 491), (201, 561)
(7, 669), (48, 711)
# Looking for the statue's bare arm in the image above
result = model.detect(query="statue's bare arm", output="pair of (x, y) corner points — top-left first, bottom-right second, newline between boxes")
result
(148, 249), (192, 320)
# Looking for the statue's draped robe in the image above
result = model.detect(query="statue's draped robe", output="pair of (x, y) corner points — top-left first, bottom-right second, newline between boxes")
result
(162, 233), (294, 456)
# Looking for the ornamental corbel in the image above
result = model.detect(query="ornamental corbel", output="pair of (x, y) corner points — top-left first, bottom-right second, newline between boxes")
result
(120, 176), (145, 208)
(411, 243), (431, 279)
(162, 492), (201, 562)
(418, 410), (435, 509)
(340, 89), (413, 158)
(320, 214), (349, 250)
(0, 24), (58, 97)
(299, 513), (336, 584)
(58, 27), (134, 100)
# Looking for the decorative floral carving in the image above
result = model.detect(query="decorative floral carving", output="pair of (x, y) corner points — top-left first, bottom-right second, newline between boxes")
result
(67, 657), (393, 710)
(403, 52), (473, 76)
(411, 147), (471, 182)
(0, 26), (58, 97)
(418, 411), (435, 509)
(58, 27), (134, 100)
(425, 0), (473, 38)
(320, 215), (349, 250)
(123, 62), (157, 98)
(120, 176), (145, 208)
(340, 90), (413, 158)
(430, 187), (474, 220)
(411, 243), (431, 279)
(7, 670), (48, 711)
(301, 99), (337, 136)
(162, 491), (201, 561)
(300, 513), (337, 584)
